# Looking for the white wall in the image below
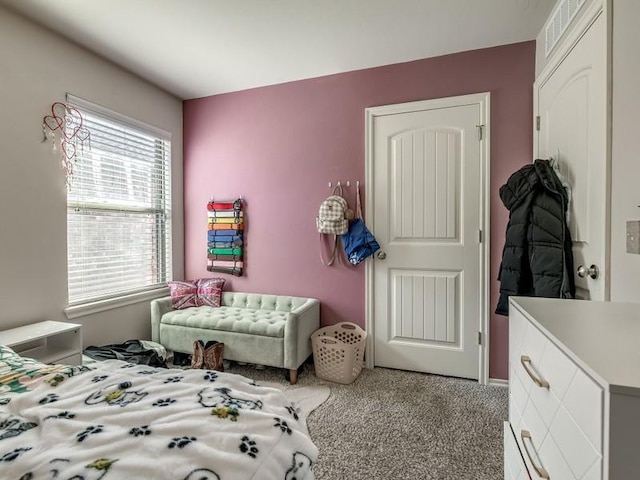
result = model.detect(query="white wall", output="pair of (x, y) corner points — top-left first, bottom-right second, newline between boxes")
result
(0, 7), (184, 345)
(610, 0), (640, 302)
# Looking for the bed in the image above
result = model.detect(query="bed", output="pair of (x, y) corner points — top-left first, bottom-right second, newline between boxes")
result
(0, 345), (318, 479)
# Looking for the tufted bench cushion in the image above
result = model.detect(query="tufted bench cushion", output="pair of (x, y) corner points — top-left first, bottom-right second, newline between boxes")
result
(151, 292), (320, 383)
(159, 307), (289, 338)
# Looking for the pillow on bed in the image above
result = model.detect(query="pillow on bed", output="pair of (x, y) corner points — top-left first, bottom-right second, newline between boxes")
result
(0, 345), (82, 397)
(168, 278), (225, 309)
(0, 345), (42, 372)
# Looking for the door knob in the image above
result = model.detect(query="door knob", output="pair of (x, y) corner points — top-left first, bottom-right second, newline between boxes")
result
(376, 251), (387, 260)
(577, 264), (599, 280)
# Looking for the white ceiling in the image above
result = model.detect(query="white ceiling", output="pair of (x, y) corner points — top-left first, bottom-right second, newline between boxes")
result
(1, 0), (555, 100)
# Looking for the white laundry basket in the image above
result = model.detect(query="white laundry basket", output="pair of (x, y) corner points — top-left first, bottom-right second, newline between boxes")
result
(311, 322), (367, 384)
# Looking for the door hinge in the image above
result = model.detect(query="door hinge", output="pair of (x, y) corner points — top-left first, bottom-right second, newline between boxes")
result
(536, 116), (541, 131)
(478, 332), (482, 345)
(476, 124), (484, 140)
(478, 229), (482, 243)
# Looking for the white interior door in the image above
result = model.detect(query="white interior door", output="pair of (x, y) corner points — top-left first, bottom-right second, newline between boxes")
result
(536, 9), (608, 300)
(367, 94), (488, 381)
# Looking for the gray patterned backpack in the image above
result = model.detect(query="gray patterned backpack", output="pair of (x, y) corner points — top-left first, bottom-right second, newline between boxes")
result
(317, 185), (352, 265)
(317, 195), (349, 235)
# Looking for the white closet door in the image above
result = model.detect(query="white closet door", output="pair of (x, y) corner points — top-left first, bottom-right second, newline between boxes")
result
(368, 94), (488, 380)
(535, 9), (608, 301)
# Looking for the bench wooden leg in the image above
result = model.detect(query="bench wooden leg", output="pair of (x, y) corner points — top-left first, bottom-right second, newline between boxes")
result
(289, 368), (298, 385)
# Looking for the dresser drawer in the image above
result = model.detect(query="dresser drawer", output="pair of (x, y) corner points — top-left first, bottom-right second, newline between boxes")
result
(510, 304), (604, 479)
(504, 422), (531, 480)
(514, 416), (602, 480)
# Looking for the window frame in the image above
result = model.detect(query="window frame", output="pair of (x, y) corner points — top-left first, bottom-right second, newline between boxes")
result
(64, 95), (173, 317)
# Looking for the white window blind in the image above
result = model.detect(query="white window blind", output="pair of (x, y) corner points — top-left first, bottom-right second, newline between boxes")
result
(66, 96), (172, 306)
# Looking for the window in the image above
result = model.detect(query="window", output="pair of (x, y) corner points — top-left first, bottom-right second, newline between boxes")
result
(66, 95), (172, 306)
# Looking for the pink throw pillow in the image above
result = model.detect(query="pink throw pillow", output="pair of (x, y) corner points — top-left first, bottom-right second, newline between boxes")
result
(168, 280), (200, 309)
(196, 277), (225, 307)
(168, 278), (226, 309)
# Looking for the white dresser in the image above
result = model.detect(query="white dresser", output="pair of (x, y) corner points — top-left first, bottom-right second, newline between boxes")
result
(505, 297), (640, 480)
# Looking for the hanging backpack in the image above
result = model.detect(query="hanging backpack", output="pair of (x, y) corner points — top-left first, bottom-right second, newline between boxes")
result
(317, 185), (351, 265)
(317, 196), (348, 234)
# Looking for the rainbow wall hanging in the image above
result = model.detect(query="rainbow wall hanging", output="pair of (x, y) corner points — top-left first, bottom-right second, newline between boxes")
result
(207, 199), (244, 276)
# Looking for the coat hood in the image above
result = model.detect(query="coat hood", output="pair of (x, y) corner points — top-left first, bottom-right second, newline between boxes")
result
(499, 159), (567, 212)
(499, 164), (537, 211)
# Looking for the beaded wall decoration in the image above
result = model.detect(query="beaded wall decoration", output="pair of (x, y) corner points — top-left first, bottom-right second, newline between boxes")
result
(42, 101), (91, 189)
(207, 198), (244, 276)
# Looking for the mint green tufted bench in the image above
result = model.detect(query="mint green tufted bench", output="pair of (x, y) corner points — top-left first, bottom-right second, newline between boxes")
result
(151, 292), (320, 384)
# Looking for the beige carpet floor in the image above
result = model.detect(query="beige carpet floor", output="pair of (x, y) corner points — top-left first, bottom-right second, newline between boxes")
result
(225, 362), (508, 480)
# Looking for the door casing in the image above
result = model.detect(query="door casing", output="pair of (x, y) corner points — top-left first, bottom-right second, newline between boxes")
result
(364, 93), (491, 385)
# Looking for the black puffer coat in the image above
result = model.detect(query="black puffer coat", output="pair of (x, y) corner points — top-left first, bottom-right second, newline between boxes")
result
(495, 159), (575, 315)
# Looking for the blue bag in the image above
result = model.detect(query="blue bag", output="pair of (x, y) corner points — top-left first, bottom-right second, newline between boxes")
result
(341, 182), (380, 265)
(342, 218), (380, 265)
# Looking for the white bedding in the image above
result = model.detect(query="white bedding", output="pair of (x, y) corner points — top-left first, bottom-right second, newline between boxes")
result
(0, 358), (318, 480)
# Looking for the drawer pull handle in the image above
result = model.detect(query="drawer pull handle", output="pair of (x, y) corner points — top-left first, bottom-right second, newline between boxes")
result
(520, 355), (549, 388)
(520, 430), (550, 479)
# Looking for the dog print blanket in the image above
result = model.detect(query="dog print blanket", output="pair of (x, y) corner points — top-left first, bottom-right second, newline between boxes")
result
(0, 355), (318, 480)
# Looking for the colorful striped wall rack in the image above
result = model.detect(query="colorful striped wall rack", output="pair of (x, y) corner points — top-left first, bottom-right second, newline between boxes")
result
(207, 198), (244, 276)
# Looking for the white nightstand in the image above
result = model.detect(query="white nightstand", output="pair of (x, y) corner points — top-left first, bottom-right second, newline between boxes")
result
(1, 321), (83, 365)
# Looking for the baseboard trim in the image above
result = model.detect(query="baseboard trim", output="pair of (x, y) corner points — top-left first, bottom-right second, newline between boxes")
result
(488, 378), (508, 387)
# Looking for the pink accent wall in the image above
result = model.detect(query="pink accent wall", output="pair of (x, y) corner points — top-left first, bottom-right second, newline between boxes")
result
(184, 41), (535, 380)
